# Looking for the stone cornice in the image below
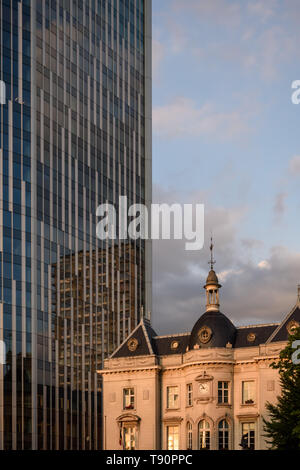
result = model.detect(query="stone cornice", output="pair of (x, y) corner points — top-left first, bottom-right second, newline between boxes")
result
(98, 365), (162, 375)
(104, 354), (158, 367)
(100, 345), (284, 375)
(236, 412), (260, 420)
(162, 360), (235, 373)
(162, 416), (184, 424)
(99, 353), (281, 375)
(235, 355), (280, 365)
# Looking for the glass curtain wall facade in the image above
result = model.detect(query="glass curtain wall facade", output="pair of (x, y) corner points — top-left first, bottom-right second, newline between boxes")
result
(0, 0), (152, 450)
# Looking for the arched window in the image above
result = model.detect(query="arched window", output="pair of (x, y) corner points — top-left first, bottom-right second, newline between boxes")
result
(187, 422), (193, 450)
(218, 419), (229, 450)
(198, 420), (210, 450)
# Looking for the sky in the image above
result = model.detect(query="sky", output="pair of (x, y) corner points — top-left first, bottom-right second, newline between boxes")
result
(151, 0), (300, 335)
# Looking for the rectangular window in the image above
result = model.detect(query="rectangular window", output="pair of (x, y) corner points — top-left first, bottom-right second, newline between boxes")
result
(124, 426), (136, 450)
(241, 423), (255, 450)
(187, 384), (193, 407)
(167, 386), (179, 409)
(167, 426), (179, 450)
(242, 381), (255, 404)
(123, 388), (135, 410)
(218, 381), (229, 404)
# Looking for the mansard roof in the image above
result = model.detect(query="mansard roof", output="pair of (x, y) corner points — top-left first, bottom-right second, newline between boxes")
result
(234, 324), (279, 348)
(110, 295), (300, 359)
(153, 333), (190, 356)
(189, 310), (237, 349)
(111, 318), (157, 359)
(267, 306), (300, 343)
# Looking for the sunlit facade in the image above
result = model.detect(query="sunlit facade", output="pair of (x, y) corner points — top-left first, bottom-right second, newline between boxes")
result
(101, 270), (300, 450)
(0, 0), (152, 449)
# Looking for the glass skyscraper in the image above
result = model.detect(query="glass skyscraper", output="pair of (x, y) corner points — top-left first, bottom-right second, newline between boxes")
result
(0, 0), (152, 449)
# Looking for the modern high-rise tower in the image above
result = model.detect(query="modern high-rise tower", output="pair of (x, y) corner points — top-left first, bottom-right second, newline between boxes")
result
(0, 0), (152, 449)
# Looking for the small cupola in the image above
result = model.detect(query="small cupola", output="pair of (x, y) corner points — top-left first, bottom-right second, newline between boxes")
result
(204, 238), (221, 312)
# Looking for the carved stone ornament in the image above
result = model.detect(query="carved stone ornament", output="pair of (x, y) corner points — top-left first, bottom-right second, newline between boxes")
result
(287, 320), (300, 336)
(171, 340), (180, 350)
(198, 326), (212, 344)
(127, 338), (139, 352)
(247, 333), (256, 343)
(195, 372), (214, 383)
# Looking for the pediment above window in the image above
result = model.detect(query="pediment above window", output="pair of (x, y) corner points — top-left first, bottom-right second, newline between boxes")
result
(195, 373), (213, 382)
(117, 414), (141, 424)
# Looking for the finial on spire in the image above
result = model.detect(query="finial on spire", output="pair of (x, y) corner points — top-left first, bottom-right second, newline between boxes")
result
(204, 236), (221, 312)
(297, 285), (300, 304)
(209, 235), (216, 270)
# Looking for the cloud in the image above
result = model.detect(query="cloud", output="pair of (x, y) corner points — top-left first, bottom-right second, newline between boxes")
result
(152, 39), (165, 78)
(152, 185), (247, 333)
(156, 2), (298, 82)
(218, 269), (243, 282)
(273, 192), (287, 224)
(191, 24), (297, 81)
(257, 26), (296, 80)
(241, 238), (264, 251)
(258, 260), (271, 270)
(153, 97), (252, 141)
(289, 155), (300, 174)
(165, 19), (188, 54)
(173, 0), (241, 27)
(247, 0), (277, 22)
(152, 186), (300, 335)
(151, 2), (300, 336)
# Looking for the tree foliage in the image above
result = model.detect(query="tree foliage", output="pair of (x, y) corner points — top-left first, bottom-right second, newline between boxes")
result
(263, 327), (300, 450)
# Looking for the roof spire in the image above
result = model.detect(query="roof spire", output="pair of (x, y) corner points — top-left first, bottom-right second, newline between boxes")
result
(209, 235), (216, 271)
(297, 285), (300, 305)
(204, 236), (221, 312)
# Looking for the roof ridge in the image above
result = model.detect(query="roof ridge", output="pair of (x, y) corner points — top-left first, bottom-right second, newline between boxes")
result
(153, 332), (191, 339)
(141, 321), (154, 355)
(237, 323), (280, 330)
(266, 303), (300, 344)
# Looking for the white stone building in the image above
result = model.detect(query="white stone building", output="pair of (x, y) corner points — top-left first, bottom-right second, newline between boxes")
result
(100, 260), (300, 451)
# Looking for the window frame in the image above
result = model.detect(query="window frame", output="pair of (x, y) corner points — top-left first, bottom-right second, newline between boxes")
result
(186, 383), (193, 407)
(242, 380), (256, 405)
(218, 419), (229, 450)
(187, 422), (193, 450)
(198, 420), (210, 450)
(123, 425), (137, 450)
(218, 381), (230, 404)
(241, 422), (255, 450)
(167, 385), (179, 410)
(123, 387), (135, 410)
(167, 425), (179, 451)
